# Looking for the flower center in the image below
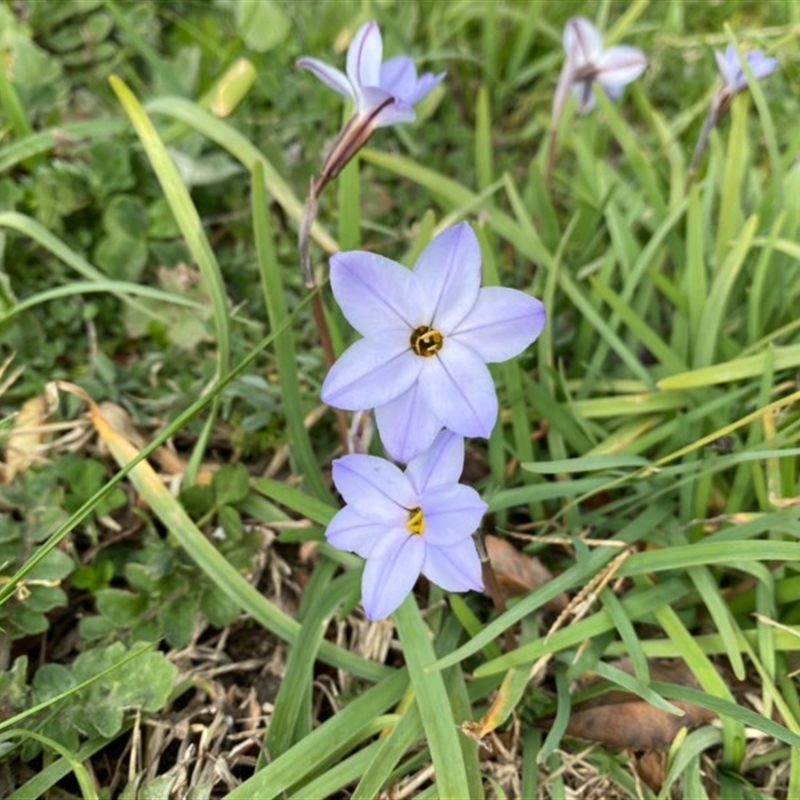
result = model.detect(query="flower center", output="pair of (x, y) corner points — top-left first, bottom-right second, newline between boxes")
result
(410, 325), (443, 357)
(406, 506), (425, 535)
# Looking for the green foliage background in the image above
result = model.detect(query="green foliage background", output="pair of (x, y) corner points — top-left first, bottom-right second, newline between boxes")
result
(1, 0), (800, 797)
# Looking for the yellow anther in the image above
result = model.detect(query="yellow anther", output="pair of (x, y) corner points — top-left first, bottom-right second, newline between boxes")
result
(410, 325), (443, 357)
(406, 507), (425, 535)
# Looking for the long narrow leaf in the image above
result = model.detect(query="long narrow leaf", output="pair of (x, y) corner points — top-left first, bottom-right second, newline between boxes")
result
(394, 597), (472, 798)
(58, 382), (388, 682)
(252, 161), (331, 501)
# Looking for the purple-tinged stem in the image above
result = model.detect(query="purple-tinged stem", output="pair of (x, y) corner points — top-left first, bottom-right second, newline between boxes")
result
(545, 53), (577, 188)
(686, 93), (732, 192)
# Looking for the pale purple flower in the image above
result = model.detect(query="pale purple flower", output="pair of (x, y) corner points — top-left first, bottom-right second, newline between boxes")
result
(326, 431), (485, 619)
(714, 44), (778, 96)
(321, 222), (546, 463)
(687, 44), (779, 188)
(563, 17), (647, 113)
(297, 20), (444, 129)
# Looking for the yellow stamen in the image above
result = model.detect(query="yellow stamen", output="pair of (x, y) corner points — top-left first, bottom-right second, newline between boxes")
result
(406, 507), (425, 535)
(410, 325), (443, 357)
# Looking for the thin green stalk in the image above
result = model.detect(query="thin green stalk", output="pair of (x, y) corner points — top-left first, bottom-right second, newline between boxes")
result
(393, 596), (472, 798)
(110, 75), (231, 484)
(0, 63), (33, 139)
(252, 162), (331, 501)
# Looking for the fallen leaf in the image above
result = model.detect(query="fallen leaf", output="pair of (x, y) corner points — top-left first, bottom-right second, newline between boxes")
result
(561, 658), (715, 750)
(4, 392), (57, 482)
(95, 401), (211, 483)
(485, 534), (567, 609)
(633, 750), (666, 793)
(564, 693), (709, 750)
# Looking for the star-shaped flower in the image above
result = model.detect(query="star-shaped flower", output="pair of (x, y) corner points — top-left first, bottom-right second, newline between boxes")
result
(326, 431), (485, 620)
(563, 17), (647, 113)
(321, 222), (546, 463)
(714, 44), (778, 96)
(687, 43), (779, 187)
(297, 20), (444, 129)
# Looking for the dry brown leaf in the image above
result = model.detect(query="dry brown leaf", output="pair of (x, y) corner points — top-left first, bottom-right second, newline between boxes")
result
(95, 401), (212, 482)
(633, 750), (666, 793)
(485, 534), (567, 610)
(298, 540), (319, 564)
(564, 694), (711, 750)
(561, 658), (715, 751)
(97, 402), (145, 448)
(4, 393), (57, 482)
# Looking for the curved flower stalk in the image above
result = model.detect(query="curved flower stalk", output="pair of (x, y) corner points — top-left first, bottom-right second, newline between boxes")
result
(295, 23), (445, 455)
(687, 43), (779, 188)
(297, 21), (445, 195)
(321, 222), (546, 463)
(326, 431), (485, 619)
(546, 17), (647, 183)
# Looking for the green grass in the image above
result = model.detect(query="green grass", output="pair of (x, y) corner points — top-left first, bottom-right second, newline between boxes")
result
(1, 0), (800, 796)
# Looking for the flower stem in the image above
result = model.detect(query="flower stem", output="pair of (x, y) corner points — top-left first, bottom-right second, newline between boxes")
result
(299, 178), (350, 454)
(545, 56), (576, 187)
(686, 97), (726, 192)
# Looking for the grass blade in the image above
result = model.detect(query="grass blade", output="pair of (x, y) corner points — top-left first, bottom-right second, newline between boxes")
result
(394, 596), (472, 799)
(252, 161), (331, 501)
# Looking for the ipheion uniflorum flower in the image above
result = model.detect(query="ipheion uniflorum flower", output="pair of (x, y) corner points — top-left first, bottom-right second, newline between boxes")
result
(561, 16), (647, 114)
(295, 20), (446, 283)
(687, 41), (778, 187)
(321, 222), (547, 463)
(325, 431), (486, 620)
(714, 44), (778, 97)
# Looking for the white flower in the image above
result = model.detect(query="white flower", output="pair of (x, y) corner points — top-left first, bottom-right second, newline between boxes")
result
(563, 17), (647, 113)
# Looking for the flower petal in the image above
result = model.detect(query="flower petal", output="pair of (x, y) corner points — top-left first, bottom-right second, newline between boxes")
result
(372, 100), (417, 128)
(378, 58), (444, 107)
(412, 223), (482, 331)
(330, 250), (418, 336)
(322, 334), (420, 410)
(564, 17), (603, 68)
(422, 484), (487, 546)
(296, 57), (355, 101)
(602, 83), (625, 101)
(718, 46), (778, 92)
(715, 47), (738, 88)
(404, 70), (446, 106)
(422, 538), (484, 593)
(572, 80), (597, 113)
(746, 50), (778, 82)
(355, 86), (413, 124)
(596, 45), (647, 88)
(450, 287), (546, 363)
(375, 383), (443, 465)
(326, 506), (388, 557)
(347, 21), (383, 92)
(332, 454), (416, 520)
(380, 56), (418, 100)
(421, 342), (498, 438)
(361, 532), (425, 619)
(405, 430), (464, 494)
